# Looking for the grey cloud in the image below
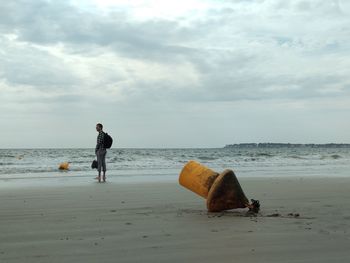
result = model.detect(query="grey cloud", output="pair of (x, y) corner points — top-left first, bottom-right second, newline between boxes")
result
(295, 0), (342, 15)
(143, 42), (350, 102)
(0, 0), (190, 62)
(1, 0), (350, 104)
(204, 73), (349, 101)
(3, 0), (344, 63)
(0, 37), (80, 88)
(195, 53), (350, 101)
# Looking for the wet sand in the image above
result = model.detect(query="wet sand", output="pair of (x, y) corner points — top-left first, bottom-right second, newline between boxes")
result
(0, 177), (349, 263)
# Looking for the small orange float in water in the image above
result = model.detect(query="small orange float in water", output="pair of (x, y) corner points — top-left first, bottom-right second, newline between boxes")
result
(179, 160), (259, 212)
(58, 162), (70, 170)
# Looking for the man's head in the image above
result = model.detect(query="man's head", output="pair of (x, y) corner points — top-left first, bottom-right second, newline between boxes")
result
(96, 123), (103, 132)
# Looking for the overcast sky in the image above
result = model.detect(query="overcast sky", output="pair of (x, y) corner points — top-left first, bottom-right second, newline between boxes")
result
(1, 0), (349, 148)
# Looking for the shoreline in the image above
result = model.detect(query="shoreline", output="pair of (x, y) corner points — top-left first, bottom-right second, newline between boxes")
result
(1, 172), (350, 189)
(1, 162), (350, 189)
(1, 177), (350, 262)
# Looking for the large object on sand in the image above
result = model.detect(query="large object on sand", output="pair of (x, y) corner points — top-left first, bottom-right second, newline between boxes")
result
(59, 162), (70, 170)
(179, 160), (257, 212)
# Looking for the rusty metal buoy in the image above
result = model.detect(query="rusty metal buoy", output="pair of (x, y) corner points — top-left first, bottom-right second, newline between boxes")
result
(179, 160), (258, 212)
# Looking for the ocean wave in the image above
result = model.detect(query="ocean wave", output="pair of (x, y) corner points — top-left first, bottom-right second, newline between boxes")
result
(255, 153), (274, 157)
(0, 162), (17, 165)
(320, 154), (342, 160)
(243, 158), (260, 162)
(0, 154), (17, 158)
(288, 155), (306, 160)
(71, 160), (90, 164)
(331, 154), (342, 159)
(197, 156), (218, 161)
(1, 148), (350, 176)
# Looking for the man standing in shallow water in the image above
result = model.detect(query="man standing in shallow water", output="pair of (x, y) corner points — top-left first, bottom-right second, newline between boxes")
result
(95, 123), (107, 183)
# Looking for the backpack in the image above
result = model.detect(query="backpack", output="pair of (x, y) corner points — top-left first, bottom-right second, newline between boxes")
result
(103, 132), (113, 149)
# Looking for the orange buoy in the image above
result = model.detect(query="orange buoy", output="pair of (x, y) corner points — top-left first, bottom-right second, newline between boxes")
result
(58, 162), (70, 170)
(179, 160), (219, 198)
(179, 161), (258, 212)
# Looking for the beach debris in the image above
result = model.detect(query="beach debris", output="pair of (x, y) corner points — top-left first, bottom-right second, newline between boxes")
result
(267, 213), (281, 217)
(266, 212), (302, 218)
(288, 213), (300, 218)
(249, 199), (260, 213)
(179, 160), (260, 213)
(58, 162), (70, 170)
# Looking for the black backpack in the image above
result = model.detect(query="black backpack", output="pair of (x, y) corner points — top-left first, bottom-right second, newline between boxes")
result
(103, 133), (113, 149)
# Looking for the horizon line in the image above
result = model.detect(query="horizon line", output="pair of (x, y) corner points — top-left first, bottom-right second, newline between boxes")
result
(1, 142), (350, 150)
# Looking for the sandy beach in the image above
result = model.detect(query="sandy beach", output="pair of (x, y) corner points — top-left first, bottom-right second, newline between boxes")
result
(1, 177), (349, 263)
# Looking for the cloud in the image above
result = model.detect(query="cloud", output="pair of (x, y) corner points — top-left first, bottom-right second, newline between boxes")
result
(1, 0), (350, 104)
(0, 36), (80, 89)
(1, 0), (350, 147)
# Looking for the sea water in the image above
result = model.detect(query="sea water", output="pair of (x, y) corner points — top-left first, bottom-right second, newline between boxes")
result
(1, 147), (350, 184)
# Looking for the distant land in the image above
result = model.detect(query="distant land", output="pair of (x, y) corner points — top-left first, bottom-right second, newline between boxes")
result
(224, 143), (350, 148)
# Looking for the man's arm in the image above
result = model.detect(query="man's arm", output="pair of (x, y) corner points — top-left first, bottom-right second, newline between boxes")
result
(95, 132), (103, 153)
